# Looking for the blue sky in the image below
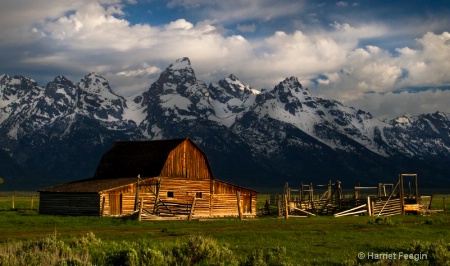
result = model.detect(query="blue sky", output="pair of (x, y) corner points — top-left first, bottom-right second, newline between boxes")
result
(0, 0), (449, 119)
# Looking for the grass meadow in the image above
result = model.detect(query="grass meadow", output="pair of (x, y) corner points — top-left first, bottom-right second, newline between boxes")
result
(0, 194), (449, 265)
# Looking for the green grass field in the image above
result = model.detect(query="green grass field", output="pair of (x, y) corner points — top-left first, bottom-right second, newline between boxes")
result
(1, 194), (450, 265)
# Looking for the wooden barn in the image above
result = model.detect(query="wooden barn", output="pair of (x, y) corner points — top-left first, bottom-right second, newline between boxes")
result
(39, 138), (258, 219)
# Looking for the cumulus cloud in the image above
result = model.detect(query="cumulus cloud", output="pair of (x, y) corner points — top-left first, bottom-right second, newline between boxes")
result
(1, 0), (449, 118)
(14, 1), (254, 94)
(346, 89), (450, 120)
(311, 31), (450, 117)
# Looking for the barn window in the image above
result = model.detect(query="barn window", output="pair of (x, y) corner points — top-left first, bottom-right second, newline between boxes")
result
(167, 191), (174, 198)
(195, 192), (202, 198)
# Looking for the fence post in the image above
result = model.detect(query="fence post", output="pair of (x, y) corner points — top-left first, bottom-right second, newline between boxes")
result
(138, 197), (144, 221)
(429, 195), (433, 210)
(188, 197), (196, 221)
(236, 191), (242, 220)
(101, 196), (106, 217)
(284, 195), (289, 219)
(367, 197), (372, 216)
(30, 195), (34, 209)
(12, 194), (15, 209)
(444, 197), (446, 213)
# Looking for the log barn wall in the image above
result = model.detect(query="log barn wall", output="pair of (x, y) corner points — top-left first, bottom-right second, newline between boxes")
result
(212, 180), (257, 216)
(39, 192), (100, 216)
(155, 177), (212, 217)
(100, 180), (157, 216)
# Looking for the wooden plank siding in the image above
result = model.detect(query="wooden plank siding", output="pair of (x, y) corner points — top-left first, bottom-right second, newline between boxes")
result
(210, 194), (257, 217)
(156, 177), (211, 217)
(39, 192), (101, 216)
(160, 140), (212, 180)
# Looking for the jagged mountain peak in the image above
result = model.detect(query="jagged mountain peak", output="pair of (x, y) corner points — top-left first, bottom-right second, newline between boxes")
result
(390, 113), (413, 127)
(225, 74), (244, 89)
(52, 75), (72, 83)
(208, 74), (259, 127)
(275, 77), (311, 99)
(0, 74), (42, 107)
(169, 57), (192, 71)
(0, 74), (39, 87)
(213, 74), (247, 95)
(223, 74), (260, 94)
(425, 111), (449, 121)
(139, 57), (213, 135)
(165, 57), (196, 81)
(153, 57), (198, 93)
(45, 76), (75, 96)
(78, 72), (117, 96)
(253, 76), (311, 115)
(39, 76), (77, 118)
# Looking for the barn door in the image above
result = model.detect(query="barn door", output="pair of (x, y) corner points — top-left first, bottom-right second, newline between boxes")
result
(110, 194), (122, 215)
(242, 195), (252, 213)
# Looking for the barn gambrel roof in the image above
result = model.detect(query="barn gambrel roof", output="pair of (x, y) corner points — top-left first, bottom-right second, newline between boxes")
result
(93, 138), (214, 180)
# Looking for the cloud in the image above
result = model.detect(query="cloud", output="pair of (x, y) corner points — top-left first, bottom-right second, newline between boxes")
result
(336, 1), (348, 7)
(310, 31), (450, 117)
(346, 89), (450, 120)
(116, 64), (160, 77)
(167, 0), (306, 23)
(15, 1), (255, 94)
(1, 0), (450, 118)
(167, 0), (218, 8)
(237, 24), (256, 33)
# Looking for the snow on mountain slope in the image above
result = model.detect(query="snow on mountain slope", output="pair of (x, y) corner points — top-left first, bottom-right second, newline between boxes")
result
(76, 73), (128, 122)
(139, 57), (216, 137)
(238, 76), (391, 156)
(0, 75), (44, 138)
(209, 74), (259, 127)
(122, 94), (147, 126)
(384, 111), (450, 158)
(0, 75), (42, 116)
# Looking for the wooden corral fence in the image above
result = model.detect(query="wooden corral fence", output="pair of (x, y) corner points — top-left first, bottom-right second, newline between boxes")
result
(270, 174), (435, 218)
(265, 180), (343, 218)
(0, 193), (39, 210)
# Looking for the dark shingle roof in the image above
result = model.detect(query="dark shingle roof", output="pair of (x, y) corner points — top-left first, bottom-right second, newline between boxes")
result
(93, 138), (187, 179)
(38, 177), (141, 193)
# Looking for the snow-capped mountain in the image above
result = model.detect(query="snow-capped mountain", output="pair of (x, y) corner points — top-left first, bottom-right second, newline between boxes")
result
(0, 73), (140, 189)
(1, 57), (450, 190)
(209, 74), (259, 127)
(138, 57), (215, 138)
(233, 76), (392, 157)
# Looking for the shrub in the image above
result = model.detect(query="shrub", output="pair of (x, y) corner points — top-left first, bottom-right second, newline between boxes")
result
(70, 231), (102, 249)
(141, 248), (165, 266)
(0, 235), (92, 266)
(167, 235), (238, 266)
(243, 246), (291, 266)
(409, 240), (450, 265)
